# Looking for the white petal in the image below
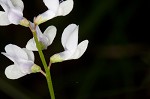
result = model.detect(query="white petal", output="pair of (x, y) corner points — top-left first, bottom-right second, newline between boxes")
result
(37, 9), (56, 24)
(5, 64), (27, 79)
(36, 25), (43, 38)
(0, 11), (11, 25)
(16, 59), (33, 74)
(4, 44), (28, 60)
(58, 50), (73, 60)
(26, 38), (38, 51)
(43, 26), (57, 46)
(61, 24), (78, 51)
(22, 48), (34, 62)
(36, 25), (49, 48)
(43, 0), (59, 12)
(0, 0), (9, 12)
(26, 26), (50, 51)
(7, 8), (23, 24)
(2, 52), (34, 72)
(10, 0), (24, 11)
(35, 10), (56, 25)
(57, 0), (73, 16)
(71, 40), (89, 59)
(1, 52), (15, 62)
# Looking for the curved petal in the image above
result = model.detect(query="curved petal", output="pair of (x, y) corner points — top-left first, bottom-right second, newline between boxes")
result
(0, 11), (11, 25)
(1, 52), (15, 62)
(5, 64), (27, 79)
(43, 26), (57, 46)
(22, 48), (34, 62)
(61, 24), (78, 51)
(26, 38), (38, 51)
(43, 0), (59, 12)
(35, 25), (43, 38)
(10, 0), (24, 11)
(36, 25), (49, 49)
(7, 8), (23, 24)
(58, 50), (73, 60)
(4, 44), (28, 60)
(57, 0), (73, 16)
(16, 59), (33, 74)
(0, 0), (11, 12)
(36, 9), (56, 24)
(26, 26), (50, 51)
(70, 40), (89, 59)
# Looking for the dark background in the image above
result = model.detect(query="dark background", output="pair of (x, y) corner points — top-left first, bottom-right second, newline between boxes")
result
(0, 0), (150, 99)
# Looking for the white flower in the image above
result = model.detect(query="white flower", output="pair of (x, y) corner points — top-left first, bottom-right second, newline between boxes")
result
(26, 24), (57, 51)
(50, 24), (89, 63)
(1, 44), (37, 79)
(0, 0), (24, 25)
(35, 0), (73, 25)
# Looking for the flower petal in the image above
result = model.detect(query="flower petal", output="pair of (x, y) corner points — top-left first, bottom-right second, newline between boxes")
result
(36, 25), (43, 38)
(43, 0), (59, 12)
(61, 24), (78, 51)
(10, 0), (24, 11)
(16, 59), (33, 74)
(0, 11), (11, 25)
(43, 26), (57, 46)
(7, 8), (23, 24)
(22, 48), (34, 62)
(36, 9), (56, 25)
(26, 25), (52, 51)
(58, 50), (73, 60)
(4, 44), (28, 60)
(5, 64), (27, 79)
(0, 0), (12, 12)
(1, 52), (15, 62)
(26, 38), (38, 51)
(57, 0), (73, 16)
(36, 25), (49, 49)
(70, 40), (89, 59)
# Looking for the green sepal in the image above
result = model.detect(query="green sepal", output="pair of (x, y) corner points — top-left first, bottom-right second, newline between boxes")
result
(50, 54), (63, 63)
(31, 64), (41, 73)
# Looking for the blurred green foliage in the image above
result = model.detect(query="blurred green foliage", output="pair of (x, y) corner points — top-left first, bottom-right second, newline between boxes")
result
(0, 0), (150, 99)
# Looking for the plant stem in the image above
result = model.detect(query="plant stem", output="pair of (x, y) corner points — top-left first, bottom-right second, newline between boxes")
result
(40, 70), (46, 77)
(32, 29), (55, 99)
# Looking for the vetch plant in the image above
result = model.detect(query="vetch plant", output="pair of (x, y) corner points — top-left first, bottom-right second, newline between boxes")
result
(0, 0), (88, 99)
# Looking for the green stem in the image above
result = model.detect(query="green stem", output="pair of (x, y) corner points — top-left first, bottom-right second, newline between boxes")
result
(32, 30), (55, 99)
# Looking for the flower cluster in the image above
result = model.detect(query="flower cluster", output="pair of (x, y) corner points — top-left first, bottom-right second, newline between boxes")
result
(0, 0), (88, 80)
